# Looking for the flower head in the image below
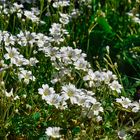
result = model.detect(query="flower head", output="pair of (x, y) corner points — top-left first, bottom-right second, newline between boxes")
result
(116, 96), (131, 108)
(131, 101), (140, 112)
(109, 80), (122, 93)
(45, 127), (62, 138)
(61, 83), (80, 104)
(38, 84), (55, 100)
(5, 88), (13, 97)
(18, 68), (35, 84)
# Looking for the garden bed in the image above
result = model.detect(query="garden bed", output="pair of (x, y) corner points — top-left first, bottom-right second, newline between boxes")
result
(0, 0), (140, 139)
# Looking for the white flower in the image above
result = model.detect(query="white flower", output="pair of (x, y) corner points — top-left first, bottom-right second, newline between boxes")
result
(43, 94), (61, 108)
(60, 47), (75, 64)
(90, 102), (104, 116)
(31, 7), (40, 16)
(14, 95), (20, 100)
(0, 60), (7, 68)
(24, 10), (39, 23)
(77, 95), (96, 108)
(58, 98), (68, 110)
(83, 69), (95, 81)
(38, 84), (55, 100)
(13, 55), (29, 66)
(133, 17), (140, 24)
(4, 47), (19, 63)
(49, 23), (68, 44)
(23, 94), (27, 98)
(70, 9), (80, 18)
(96, 116), (102, 122)
(15, 109), (19, 113)
(74, 58), (89, 71)
(45, 127), (62, 138)
(4, 35), (16, 46)
(94, 71), (105, 81)
(59, 12), (70, 25)
(82, 101), (103, 118)
(13, 2), (23, 10)
(51, 35), (64, 44)
(61, 83), (79, 104)
(109, 80), (122, 93)
(118, 130), (127, 140)
(84, 96), (97, 108)
(20, 0), (36, 4)
(102, 70), (117, 84)
(17, 12), (22, 18)
(49, 23), (62, 36)
(18, 68), (35, 84)
(44, 47), (59, 61)
(75, 95), (88, 107)
(131, 101), (140, 112)
(116, 96), (131, 108)
(5, 88), (13, 97)
(53, 1), (70, 8)
(106, 45), (110, 54)
(28, 57), (39, 66)
(17, 37), (27, 46)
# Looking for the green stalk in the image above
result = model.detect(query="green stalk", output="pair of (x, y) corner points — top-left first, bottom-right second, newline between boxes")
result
(39, 0), (44, 19)
(87, 23), (97, 54)
(12, 15), (16, 34)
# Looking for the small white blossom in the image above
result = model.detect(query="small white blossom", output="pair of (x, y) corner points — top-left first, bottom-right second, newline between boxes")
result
(61, 83), (80, 104)
(116, 96), (131, 108)
(131, 101), (140, 112)
(83, 69), (95, 81)
(74, 58), (89, 71)
(53, 1), (70, 8)
(28, 57), (39, 66)
(109, 80), (122, 93)
(59, 12), (70, 25)
(44, 94), (62, 108)
(13, 55), (29, 66)
(90, 102), (104, 116)
(96, 116), (102, 122)
(4, 47), (19, 63)
(4, 35), (16, 46)
(38, 84), (55, 100)
(14, 95), (20, 100)
(24, 10), (39, 23)
(94, 71), (105, 82)
(82, 101), (103, 118)
(118, 130), (127, 140)
(5, 88), (13, 97)
(23, 94), (27, 98)
(18, 68), (35, 84)
(45, 127), (62, 138)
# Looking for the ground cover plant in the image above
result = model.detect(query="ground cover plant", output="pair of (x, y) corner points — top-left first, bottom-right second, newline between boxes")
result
(0, 0), (140, 140)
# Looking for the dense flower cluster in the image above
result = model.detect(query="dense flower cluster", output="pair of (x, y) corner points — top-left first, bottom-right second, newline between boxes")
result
(0, 2), (44, 24)
(0, 0), (123, 136)
(0, 0), (138, 139)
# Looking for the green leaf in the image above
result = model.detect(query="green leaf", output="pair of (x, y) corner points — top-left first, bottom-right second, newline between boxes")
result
(72, 126), (80, 135)
(32, 112), (40, 121)
(97, 17), (113, 33)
